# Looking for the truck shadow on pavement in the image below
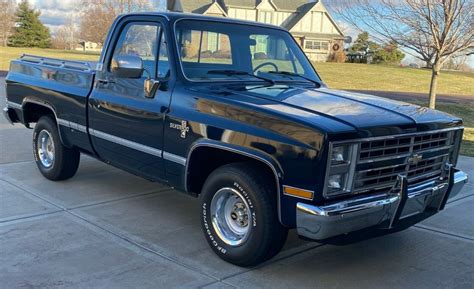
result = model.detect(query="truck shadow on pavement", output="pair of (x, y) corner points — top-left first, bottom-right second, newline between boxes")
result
(1, 157), (473, 288)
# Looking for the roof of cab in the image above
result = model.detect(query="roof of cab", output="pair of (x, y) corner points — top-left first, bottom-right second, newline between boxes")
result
(120, 11), (288, 31)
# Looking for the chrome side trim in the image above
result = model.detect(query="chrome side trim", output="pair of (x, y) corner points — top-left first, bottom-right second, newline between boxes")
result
(163, 151), (187, 166)
(186, 142), (284, 223)
(56, 118), (69, 127)
(57, 118), (87, 133)
(6, 101), (22, 110)
(69, 122), (88, 133)
(89, 129), (163, 158)
(57, 119), (187, 166)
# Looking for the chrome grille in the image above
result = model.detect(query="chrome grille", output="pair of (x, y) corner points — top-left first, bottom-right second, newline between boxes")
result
(354, 131), (455, 193)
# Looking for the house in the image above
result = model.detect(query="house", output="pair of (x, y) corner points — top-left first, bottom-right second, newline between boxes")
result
(167, 0), (345, 62)
(75, 41), (102, 52)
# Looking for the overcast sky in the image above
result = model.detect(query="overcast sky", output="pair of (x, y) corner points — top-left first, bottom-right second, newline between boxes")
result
(21, 0), (165, 32)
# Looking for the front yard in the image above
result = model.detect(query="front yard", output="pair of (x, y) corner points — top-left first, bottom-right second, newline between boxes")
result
(427, 103), (474, 157)
(1, 46), (472, 156)
(1, 47), (473, 96)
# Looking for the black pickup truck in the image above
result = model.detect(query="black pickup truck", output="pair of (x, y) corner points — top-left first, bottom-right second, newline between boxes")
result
(3, 12), (468, 266)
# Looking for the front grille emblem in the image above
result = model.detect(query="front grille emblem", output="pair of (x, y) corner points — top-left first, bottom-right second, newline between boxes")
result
(408, 153), (423, 165)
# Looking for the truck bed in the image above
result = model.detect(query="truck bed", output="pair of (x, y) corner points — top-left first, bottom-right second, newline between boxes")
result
(5, 54), (97, 152)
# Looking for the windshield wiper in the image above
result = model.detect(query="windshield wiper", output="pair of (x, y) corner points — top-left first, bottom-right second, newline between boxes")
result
(207, 70), (275, 85)
(268, 71), (320, 87)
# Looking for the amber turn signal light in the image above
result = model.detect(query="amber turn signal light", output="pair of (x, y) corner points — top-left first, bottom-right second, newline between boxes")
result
(283, 186), (314, 200)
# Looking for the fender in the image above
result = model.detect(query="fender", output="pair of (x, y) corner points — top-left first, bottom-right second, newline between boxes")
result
(186, 139), (285, 223)
(21, 98), (68, 146)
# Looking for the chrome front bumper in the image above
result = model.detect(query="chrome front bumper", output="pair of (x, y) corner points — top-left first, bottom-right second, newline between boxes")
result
(296, 165), (468, 240)
(3, 107), (14, 125)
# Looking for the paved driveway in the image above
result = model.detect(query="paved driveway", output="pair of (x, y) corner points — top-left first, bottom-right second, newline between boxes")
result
(1, 78), (473, 289)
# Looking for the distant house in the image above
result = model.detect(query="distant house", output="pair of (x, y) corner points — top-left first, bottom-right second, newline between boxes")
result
(76, 41), (102, 52)
(167, 0), (345, 62)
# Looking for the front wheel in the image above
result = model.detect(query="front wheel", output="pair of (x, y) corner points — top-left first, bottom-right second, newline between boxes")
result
(33, 116), (80, 181)
(200, 163), (288, 267)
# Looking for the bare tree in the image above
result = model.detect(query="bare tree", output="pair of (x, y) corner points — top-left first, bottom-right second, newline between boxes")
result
(52, 19), (77, 50)
(331, 0), (474, 108)
(0, 0), (16, 47)
(79, 0), (151, 44)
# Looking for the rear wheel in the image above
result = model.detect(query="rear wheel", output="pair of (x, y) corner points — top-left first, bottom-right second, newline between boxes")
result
(33, 116), (80, 181)
(200, 162), (288, 267)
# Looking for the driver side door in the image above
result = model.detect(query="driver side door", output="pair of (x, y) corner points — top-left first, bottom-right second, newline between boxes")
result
(88, 18), (172, 181)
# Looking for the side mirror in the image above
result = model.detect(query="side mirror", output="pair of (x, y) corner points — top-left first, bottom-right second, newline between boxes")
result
(111, 55), (144, 78)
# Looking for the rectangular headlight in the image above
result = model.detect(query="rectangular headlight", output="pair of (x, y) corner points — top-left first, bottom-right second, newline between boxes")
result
(331, 145), (350, 164)
(324, 143), (358, 198)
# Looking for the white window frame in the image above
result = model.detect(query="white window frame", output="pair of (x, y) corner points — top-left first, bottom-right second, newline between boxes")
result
(304, 40), (329, 52)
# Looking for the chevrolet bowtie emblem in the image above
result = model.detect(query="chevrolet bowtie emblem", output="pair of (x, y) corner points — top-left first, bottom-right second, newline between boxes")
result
(170, 120), (190, 138)
(408, 153), (423, 165)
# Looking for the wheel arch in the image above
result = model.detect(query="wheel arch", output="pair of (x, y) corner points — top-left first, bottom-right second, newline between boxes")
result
(185, 140), (284, 223)
(21, 99), (68, 146)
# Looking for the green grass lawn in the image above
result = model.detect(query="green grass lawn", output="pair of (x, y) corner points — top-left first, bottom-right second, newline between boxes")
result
(313, 62), (474, 96)
(0, 46), (100, 70)
(1, 47), (473, 95)
(416, 102), (474, 157)
(1, 46), (472, 156)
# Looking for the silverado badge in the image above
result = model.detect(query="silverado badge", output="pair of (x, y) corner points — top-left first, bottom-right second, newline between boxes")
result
(170, 120), (190, 138)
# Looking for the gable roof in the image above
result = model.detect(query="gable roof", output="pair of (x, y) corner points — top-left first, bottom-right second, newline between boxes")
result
(176, 0), (215, 13)
(273, 0), (317, 11)
(282, 2), (318, 30)
(194, 1), (228, 15)
(222, 0), (259, 8)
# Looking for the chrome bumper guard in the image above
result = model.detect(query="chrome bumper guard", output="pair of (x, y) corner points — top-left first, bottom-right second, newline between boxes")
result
(296, 164), (468, 240)
(3, 107), (14, 125)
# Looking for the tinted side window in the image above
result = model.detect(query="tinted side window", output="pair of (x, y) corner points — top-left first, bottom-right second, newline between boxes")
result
(111, 23), (160, 78)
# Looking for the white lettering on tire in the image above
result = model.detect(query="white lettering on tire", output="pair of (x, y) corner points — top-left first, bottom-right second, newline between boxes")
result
(233, 182), (257, 227)
(203, 202), (227, 254)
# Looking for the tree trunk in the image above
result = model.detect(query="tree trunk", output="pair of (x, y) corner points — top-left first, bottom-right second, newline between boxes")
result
(428, 65), (440, 109)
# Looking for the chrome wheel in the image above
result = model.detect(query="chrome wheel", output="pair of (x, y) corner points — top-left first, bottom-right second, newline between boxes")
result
(37, 129), (55, 168)
(210, 187), (252, 246)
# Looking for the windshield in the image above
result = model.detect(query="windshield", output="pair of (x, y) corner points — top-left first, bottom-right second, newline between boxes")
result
(175, 20), (320, 84)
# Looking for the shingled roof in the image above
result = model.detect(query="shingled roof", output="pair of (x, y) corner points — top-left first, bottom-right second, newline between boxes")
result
(178, 0), (215, 13)
(172, 0), (319, 13)
(282, 2), (318, 30)
(272, 0), (317, 11)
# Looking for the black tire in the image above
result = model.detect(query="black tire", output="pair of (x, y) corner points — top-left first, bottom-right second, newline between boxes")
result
(200, 162), (288, 267)
(33, 115), (80, 181)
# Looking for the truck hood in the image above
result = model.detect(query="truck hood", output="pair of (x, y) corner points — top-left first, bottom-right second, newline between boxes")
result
(226, 85), (462, 137)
